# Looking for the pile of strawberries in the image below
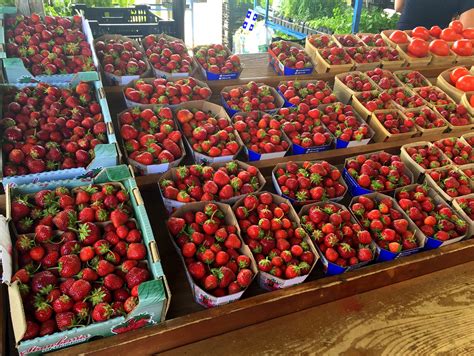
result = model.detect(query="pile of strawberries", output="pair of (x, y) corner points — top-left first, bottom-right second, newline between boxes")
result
(2, 81), (108, 177)
(335, 34), (364, 47)
(269, 41), (313, 69)
(366, 68), (398, 89)
(405, 107), (447, 129)
(455, 197), (474, 221)
(434, 138), (474, 165)
(194, 44), (241, 75)
(350, 195), (419, 253)
(276, 105), (333, 149)
(463, 135), (474, 147)
(345, 151), (412, 191)
(415, 87), (453, 106)
(345, 47), (392, 64)
(372, 110), (415, 134)
(277, 80), (336, 108)
(222, 81), (278, 112)
(339, 72), (377, 92)
(427, 168), (473, 198)
(320, 103), (372, 142)
(95, 38), (147, 76)
(11, 184), (151, 339)
(404, 144), (451, 169)
(124, 77), (211, 105)
(300, 203), (373, 267)
(233, 112), (290, 154)
(396, 185), (467, 240)
(5, 14), (95, 75)
(235, 193), (316, 279)
(394, 71), (430, 88)
(142, 34), (192, 74)
(176, 108), (240, 158)
(319, 47), (352, 65)
(119, 106), (183, 166)
(434, 104), (473, 127)
(307, 34), (338, 48)
(167, 203), (254, 297)
(358, 33), (386, 47)
(355, 91), (393, 112)
(385, 87), (425, 109)
(160, 162), (262, 202)
(274, 161), (346, 203)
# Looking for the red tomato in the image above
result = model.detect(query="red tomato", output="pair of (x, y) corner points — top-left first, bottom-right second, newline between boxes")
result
(429, 39), (450, 56)
(470, 94), (474, 107)
(407, 38), (429, 57)
(389, 30), (409, 44)
(429, 26), (442, 38)
(456, 75), (474, 92)
(441, 28), (463, 41)
(452, 39), (473, 56)
(450, 20), (464, 34)
(450, 67), (470, 84)
(412, 26), (430, 40)
(463, 28), (474, 39)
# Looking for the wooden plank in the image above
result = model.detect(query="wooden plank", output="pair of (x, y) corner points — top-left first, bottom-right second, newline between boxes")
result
(51, 240), (474, 356)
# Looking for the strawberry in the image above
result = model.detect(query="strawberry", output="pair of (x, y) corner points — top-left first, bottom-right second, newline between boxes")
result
(278, 80), (335, 108)
(193, 44), (241, 75)
(415, 86), (454, 107)
(318, 47), (352, 65)
(404, 143), (451, 170)
(222, 82), (279, 112)
(95, 38), (147, 76)
(366, 68), (398, 89)
(142, 35), (192, 74)
(427, 168), (473, 198)
(394, 71), (430, 88)
(56, 311), (76, 331)
(433, 137), (474, 165)
(125, 267), (150, 289)
(22, 320), (40, 340)
(434, 103), (472, 127)
(269, 40), (313, 70)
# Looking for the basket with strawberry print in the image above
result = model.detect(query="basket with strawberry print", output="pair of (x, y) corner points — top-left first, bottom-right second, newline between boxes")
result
(272, 160), (348, 206)
(158, 160), (266, 214)
(232, 191), (319, 291)
(394, 184), (468, 249)
(423, 165), (474, 203)
(452, 193), (474, 238)
(193, 44), (242, 81)
(349, 192), (425, 261)
(167, 201), (258, 308)
(333, 71), (380, 104)
(369, 109), (418, 143)
(268, 40), (315, 76)
(3, 165), (170, 355)
(299, 201), (376, 275)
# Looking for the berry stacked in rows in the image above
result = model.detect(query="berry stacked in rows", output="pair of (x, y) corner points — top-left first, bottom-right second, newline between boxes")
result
(427, 168), (473, 198)
(167, 203), (255, 298)
(274, 161), (346, 203)
(345, 152), (412, 191)
(235, 193), (316, 279)
(405, 107), (447, 130)
(396, 185), (467, 240)
(320, 103), (371, 142)
(119, 106), (183, 166)
(233, 112), (290, 154)
(142, 35), (192, 74)
(434, 103), (473, 127)
(124, 78), (211, 105)
(269, 41), (313, 69)
(222, 82), (278, 112)
(300, 203), (373, 267)
(350, 195), (420, 253)
(176, 108), (240, 158)
(95, 38), (147, 76)
(194, 44), (241, 74)
(277, 80), (336, 108)
(404, 144), (451, 169)
(2, 82), (108, 177)
(366, 68), (398, 89)
(160, 162), (262, 203)
(372, 110), (415, 134)
(434, 138), (474, 165)
(394, 71), (430, 88)
(5, 14), (95, 75)
(11, 184), (151, 340)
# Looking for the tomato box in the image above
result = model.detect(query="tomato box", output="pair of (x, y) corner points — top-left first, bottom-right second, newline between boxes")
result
(423, 165), (474, 203)
(349, 192), (425, 261)
(381, 30), (410, 48)
(193, 45), (242, 81)
(0, 75), (119, 187)
(168, 201), (258, 308)
(268, 42), (315, 76)
(2, 15), (99, 84)
(333, 71), (380, 104)
(232, 192), (319, 290)
(298, 201), (376, 275)
(2, 165), (170, 355)
(461, 92), (474, 116)
(94, 34), (152, 86)
(396, 44), (432, 67)
(452, 193), (474, 238)
(158, 160), (266, 214)
(369, 109), (418, 143)
(173, 100), (241, 164)
(394, 184), (468, 250)
(436, 67), (471, 102)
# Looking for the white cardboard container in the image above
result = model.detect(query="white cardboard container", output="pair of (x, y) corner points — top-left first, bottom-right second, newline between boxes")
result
(423, 165), (474, 203)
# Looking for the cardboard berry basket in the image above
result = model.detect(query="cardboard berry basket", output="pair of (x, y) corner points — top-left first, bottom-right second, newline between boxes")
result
(122, 77), (211, 109)
(452, 193), (474, 238)
(2, 15), (100, 84)
(115, 105), (186, 175)
(395, 44), (432, 67)
(461, 92), (474, 116)
(461, 131), (474, 147)
(350, 90), (395, 121)
(436, 67), (472, 102)
(0, 75), (119, 187)
(313, 48), (355, 74)
(369, 109), (418, 143)
(394, 184), (468, 250)
(276, 79), (334, 108)
(393, 70), (432, 88)
(423, 165), (474, 203)
(453, 53), (474, 65)
(404, 106), (449, 137)
(429, 50), (457, 67)
(2, 165), (170, 355)
(193, 45), (242, 81)
(304, 34), (338, 60)
(94, 34), (153, 86)
(231, 111), (291, 161)
(349, 192), (425, 261)
(158, 160), (266, 214)
(220, 84), (284, 117)
(433, 106), (474, 134)
(290, 133), (334, 155)
(380, 56), (405, 70)
(232, 192), (319, 291)
(356, 33), (389, 47)
(168, 201), (258, 308)
(298, 201), (376, 275)
(271, 161), (348, 206)
(268, 42), (315, 76)
(342, 150), (414, 197)
(144, 33), (195, 80)
(332, 71), (380, 104)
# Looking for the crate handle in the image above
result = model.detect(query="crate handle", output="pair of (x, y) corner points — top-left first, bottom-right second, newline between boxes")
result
(148, 240), (161, 263)
(132, 187), (144, 206)
(106, 122), (115, 135)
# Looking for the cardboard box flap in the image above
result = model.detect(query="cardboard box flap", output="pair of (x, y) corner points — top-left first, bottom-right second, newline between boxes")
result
(0, 215), (12, 283)
(9, 281), (27, 344)
(94, 164), (133, 183)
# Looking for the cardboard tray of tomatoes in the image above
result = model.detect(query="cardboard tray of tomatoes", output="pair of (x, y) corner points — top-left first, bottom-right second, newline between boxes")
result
(268, 41), (315, 76)
(0, 75), (119, 186)
(2, 165), (170, 355)
(436, 66), (474, 102)
(395, 44), (433, 67)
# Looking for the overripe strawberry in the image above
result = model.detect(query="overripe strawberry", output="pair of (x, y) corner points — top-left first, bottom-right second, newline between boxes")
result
(307, 34), (338, 48)
(434, 103), (473, 127)
(366, 68), (398, 89)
